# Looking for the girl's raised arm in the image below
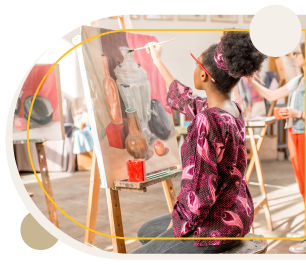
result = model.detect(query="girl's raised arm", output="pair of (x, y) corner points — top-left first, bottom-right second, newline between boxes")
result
(146, 42), (204, 119)
(146, 42), (174, 87)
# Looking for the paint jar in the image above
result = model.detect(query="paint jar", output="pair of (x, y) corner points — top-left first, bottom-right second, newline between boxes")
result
(126, 159), (146, 182)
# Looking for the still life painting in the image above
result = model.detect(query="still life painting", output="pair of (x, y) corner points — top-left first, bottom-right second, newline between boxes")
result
(81, 26), (180, 188)
(13, 64), (64, 141)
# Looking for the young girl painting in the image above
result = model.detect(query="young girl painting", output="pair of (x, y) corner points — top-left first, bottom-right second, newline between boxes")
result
(131, 31), (267, 254)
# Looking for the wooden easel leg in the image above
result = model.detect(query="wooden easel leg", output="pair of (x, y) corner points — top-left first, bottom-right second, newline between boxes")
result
(105, 188), (126, 253)
(263, 204), (273, 232)
(162, 179), (177, 212)
(246, 99), (276, 183)
(35, 143), (59, 228)
(84, 151), (101, 245)
(245, 124), (268, 183)
(267, 101), (276, 117)
(247, 128), (273, 231)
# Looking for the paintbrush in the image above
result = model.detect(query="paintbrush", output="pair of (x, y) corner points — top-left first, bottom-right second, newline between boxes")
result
(254, 75), (265, 86)
(128, 37), (179, 52)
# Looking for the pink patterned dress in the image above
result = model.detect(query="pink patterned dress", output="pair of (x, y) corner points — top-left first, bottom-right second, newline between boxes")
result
(167, 80), (254, 246)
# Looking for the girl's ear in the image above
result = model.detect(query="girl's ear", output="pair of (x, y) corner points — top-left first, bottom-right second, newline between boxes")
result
(200, 70), (208, 82)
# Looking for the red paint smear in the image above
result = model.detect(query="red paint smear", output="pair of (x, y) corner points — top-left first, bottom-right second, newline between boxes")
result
(126, 33), (171, 114)
(126, 159), (146, 182)
(19, 65), (60, 121)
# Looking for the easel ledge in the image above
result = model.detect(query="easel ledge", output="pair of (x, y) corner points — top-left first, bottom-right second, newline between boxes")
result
(114, 166), (182, 193)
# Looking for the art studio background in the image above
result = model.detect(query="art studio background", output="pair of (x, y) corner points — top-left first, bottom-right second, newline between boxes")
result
(12, 15), (306, 254)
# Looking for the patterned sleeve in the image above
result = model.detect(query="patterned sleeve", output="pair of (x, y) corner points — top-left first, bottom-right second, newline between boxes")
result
(172, 113), (225, 237)
(166, 80), (206, 121)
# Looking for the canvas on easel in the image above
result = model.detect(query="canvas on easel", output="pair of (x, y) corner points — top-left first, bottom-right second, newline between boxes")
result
(276, 55), (301, 82)
(81, 26), (181, 188)
(13, 64), (65, 141)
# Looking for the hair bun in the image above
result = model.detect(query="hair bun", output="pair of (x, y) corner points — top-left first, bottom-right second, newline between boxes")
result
(221, 31), (267, 77)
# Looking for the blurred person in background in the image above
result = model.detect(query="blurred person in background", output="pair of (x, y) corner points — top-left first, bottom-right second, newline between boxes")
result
(248, 43), (305, 254)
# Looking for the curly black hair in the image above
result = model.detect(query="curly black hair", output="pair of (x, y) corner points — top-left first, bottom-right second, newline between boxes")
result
(200, 31), (267, 94)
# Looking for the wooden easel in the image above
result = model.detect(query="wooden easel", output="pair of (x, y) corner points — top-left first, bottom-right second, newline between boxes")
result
(83, 16), (180, 253)
(245, 120), (275, 232)
(245, 59), (288, 181)
(14, 64), (64, 229)
(14, 139), (59, 228)
(245, 58), (288, 232)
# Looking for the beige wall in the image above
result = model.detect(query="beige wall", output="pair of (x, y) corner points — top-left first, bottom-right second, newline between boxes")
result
(37, 15), (306, 99)
(95, 15), (306, 98)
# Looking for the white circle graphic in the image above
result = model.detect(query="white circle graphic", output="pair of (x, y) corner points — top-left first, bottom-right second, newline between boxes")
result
(250, 5), (301, 57)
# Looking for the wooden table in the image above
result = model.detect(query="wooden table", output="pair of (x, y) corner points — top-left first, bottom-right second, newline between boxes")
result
(245, 119), (276, 232)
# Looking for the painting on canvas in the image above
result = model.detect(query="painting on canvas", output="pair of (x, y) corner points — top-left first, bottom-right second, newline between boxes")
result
(211, 15), (238, 23)
(13, 64), (64, 141)
(243, 15), (254, 23)
(81, 26), (180, 188)
(178, 15), (206, 21)
(144, 15), (174, 20)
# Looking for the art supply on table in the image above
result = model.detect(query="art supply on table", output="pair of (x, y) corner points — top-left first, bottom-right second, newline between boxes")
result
(129, 37), (179, 52)
(126, 159), (146, 182)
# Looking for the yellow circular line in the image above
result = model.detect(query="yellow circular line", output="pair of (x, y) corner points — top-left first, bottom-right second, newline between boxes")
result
(26, 28), (306, 242)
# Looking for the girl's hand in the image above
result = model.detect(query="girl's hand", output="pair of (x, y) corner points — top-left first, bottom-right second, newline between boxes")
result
(278, 108), (302, 119)
(145, 42), (163, 64)
(167, 220), (173, 230)
(248, 71), (261, 84)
